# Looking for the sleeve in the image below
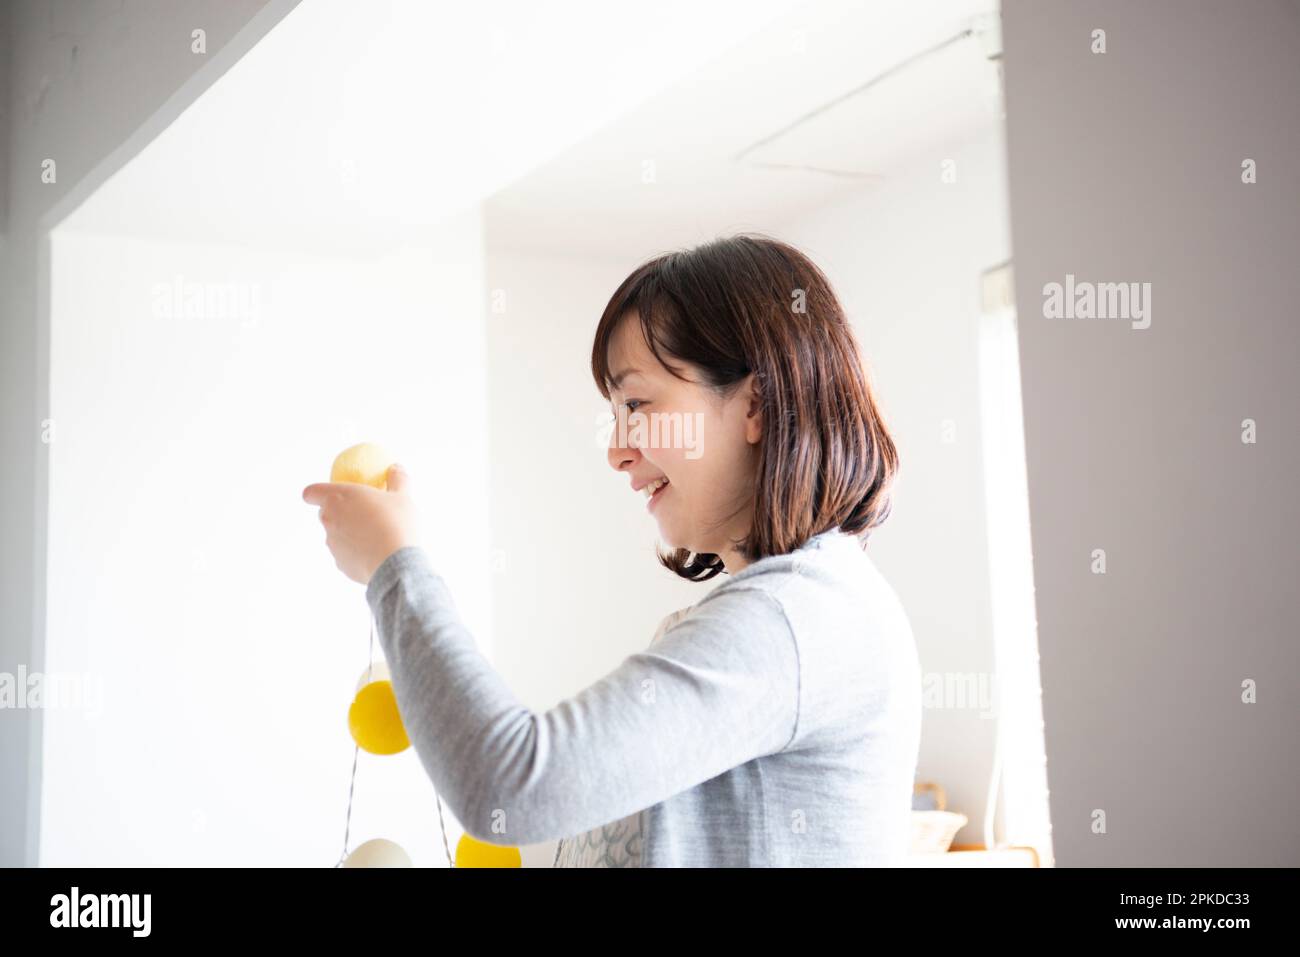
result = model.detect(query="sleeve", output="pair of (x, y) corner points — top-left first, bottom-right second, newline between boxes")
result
(364, 545), (801, 847)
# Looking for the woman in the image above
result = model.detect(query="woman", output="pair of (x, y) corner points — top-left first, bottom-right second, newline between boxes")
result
(302, 234), (922, 866)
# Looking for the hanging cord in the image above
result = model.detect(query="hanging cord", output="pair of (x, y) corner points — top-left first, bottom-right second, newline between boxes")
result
(333, 620), (374, 868)
(334, 616), (457, 867)
(434, 780), (455, 867)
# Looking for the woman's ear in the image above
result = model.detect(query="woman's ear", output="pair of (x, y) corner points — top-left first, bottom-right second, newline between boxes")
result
(743, 372), (763, 445)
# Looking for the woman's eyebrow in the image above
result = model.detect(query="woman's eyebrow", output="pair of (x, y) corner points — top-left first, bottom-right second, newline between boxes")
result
(610, 367), (644, 389)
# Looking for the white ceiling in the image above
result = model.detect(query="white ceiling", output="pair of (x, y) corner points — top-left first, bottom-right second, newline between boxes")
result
(486, 0), (1003, 259)
(60, 0), (1003, 260)
(59, 0), (804, 248)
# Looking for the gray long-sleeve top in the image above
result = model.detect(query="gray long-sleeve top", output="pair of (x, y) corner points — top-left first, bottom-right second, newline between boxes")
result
(364, 526), (922, 866)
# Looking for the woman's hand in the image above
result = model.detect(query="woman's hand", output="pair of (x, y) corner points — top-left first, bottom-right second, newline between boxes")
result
(302, 464), (419, 584)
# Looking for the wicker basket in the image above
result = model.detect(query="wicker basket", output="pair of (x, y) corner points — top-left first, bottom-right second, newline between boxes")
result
(910, 781), (968, 854)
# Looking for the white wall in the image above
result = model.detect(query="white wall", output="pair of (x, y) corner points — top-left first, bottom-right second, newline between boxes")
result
(43, 224), (491, 866)
(1002, 0), (1299, 866)
(0, 0), (293, 868)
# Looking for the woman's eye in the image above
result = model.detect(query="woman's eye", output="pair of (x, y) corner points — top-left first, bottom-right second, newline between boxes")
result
(623, 400), (644, 413)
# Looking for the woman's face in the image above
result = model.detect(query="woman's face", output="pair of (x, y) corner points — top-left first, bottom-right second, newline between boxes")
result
(605, 312), (762, 569)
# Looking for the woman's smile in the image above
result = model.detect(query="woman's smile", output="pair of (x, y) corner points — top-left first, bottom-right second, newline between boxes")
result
(646, 478), (670, 512)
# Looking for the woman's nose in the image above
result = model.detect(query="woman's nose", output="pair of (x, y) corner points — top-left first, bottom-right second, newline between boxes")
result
(606, 414), (640, 472)
(608, 449), (637, 474)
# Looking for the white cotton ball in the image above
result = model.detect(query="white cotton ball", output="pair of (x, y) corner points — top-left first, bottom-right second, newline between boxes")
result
(342, 838), (412, 868)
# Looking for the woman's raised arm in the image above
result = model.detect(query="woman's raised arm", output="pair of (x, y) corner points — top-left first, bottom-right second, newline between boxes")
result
(365, 544), (801, 846)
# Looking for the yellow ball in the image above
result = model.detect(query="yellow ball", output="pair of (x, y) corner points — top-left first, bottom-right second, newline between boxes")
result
(455, 833), (522, 868)
(348, 679), (410, 755)
(343, 838), (412, 868)
(331, 442), (394, 489)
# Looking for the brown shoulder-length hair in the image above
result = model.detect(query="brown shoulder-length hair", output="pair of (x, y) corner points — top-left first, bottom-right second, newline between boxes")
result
(591, 233), (899, 582)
